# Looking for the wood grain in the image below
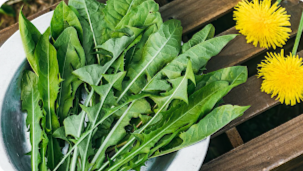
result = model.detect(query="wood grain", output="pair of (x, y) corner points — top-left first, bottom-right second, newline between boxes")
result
(0, 0), (302, 169)
(206, 0), (303, 72)
(0, 0), (301, 159)
(272, 154), (303, 171)
(225, 127), (244, 148)
(160, 0), (241, 34)
(205, 0), (303, 138)
(212, 50), (303, 138)
(201, 113), (303, 171)
(0, 0), (242, 47)
(212, 76), (279, 138)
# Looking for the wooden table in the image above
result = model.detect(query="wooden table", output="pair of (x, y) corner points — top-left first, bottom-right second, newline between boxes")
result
(1, 0), (303, 170)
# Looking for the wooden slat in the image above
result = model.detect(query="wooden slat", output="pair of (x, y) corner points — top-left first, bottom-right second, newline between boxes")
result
(160, 0), (241, 34)
(212, 76), (278, 138)
(2, 0), (301, 63)
(0, 0), (301, 144)
(206, 0), (303, 72)
(201, 113), (303, 171)
(272, 154), (303, 171)
(225, 127), (244, 148)
(212, 50), (303, 138)
(0, 0), (240, 46)
(208, 0), (303, 138)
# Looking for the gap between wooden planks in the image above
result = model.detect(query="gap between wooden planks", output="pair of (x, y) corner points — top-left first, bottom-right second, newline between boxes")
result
(0, 0), (302, 141)
(200, 111), (303, 171)
(160, 0), (241, 33)
(206, 0), (303, 72)
(225, 127), (244, 148)
(0, 0), (241, 46)
(211, 0), (303, 138)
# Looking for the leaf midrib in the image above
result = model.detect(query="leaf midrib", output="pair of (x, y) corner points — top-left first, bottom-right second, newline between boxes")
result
(101, 74), (188, 171)
(109, 83), (229, 170)
(117, 28), (177, 102)
(141, 75), (188, 132)
(46, 41), (55, 168)
(82, 83), (113, 170)
(126, 0), (135, 17)
(91, 99), (134, 165)
(31, 88), (37, 171)
(57, 41), (70, 114)
(114, 0), (136, 29)
(84, 1), (98, 47)
(53, 99), (132, 171)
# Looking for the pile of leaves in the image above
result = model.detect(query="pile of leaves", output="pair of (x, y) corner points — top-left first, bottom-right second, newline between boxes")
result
(19, 0), (249, 170)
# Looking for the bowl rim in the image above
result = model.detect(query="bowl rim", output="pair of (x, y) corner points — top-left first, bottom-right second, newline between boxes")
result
(0, 11), (54, 171)
(0, 11), (210, 171)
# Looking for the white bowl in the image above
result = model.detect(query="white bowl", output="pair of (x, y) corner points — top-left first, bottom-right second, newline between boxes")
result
(0, 11), (210, 171)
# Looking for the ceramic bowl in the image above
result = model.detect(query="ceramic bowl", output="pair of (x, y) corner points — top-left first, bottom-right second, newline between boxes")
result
(0, 11), (210, 171)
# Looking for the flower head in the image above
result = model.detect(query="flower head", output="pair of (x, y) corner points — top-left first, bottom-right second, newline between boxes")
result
(258, 50), (303, 106)
(234, 0), (291, 49)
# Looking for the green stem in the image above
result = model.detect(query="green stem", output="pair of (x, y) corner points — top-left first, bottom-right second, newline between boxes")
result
(52, 102), (130, 171)
(70, 148), (78, 171)
(292, 10), (303, 55)
(276, 0), (282, 4)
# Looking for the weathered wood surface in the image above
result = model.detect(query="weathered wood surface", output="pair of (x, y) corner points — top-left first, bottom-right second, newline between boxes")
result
(200, 113), (303, 171)
(0, 0), (303, 170)
(0, 0), (301, 140)
(212, 49), (303, 138)
(272, 154), (303, 171)
(160, 0), (241, 34)
(225, 127), (244, 148)
(206, 0), (303, 72)
(213, 76), (278, 138)
(0, 0), (241, 46)
(0, 0), (300, 140)
(208, 0), (303, 138)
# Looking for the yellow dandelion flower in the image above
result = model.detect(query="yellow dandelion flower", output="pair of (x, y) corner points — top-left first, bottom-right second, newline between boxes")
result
(258, 50), (303, 106)
(234, 0), (292, 49)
